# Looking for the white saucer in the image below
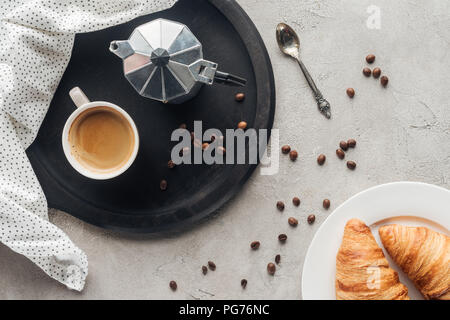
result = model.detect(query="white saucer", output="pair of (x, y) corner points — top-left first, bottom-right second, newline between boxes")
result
(301, 182), (450, 300)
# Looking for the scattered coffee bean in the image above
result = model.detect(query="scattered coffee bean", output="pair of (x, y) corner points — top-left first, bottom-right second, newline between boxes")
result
(288, 217), (298, 227)
(238, 121), (247, 130)
(339, 140), (348, 151)
(202, 266), (208, 275)
(363, 67), (371, 77)
(289, 150), (298, 161)
(292, 197), (301, 206)
(276, 201), (285, 211)
(193, 139), (202, 149)
(275, 254), (281, 265)
(267, 262), (276, 275)
(347, 138), (357, 148)
(281, 145), (291, 154)
(317, 154), (326, 165)
(380, 75), (389, 87)
(366, 54), (375, 63)
(336, 149), (345, 160)
(208, 261), (216, 271)
(169, 280), (177, 291)
(180, 146), (191, 156)
(278, 234), (288, 242)
(168, 160), (175, 169)
(235, 93), (245, 102)
(307, 214), (316, 224)
(202, 142), (209, 150)
(217, 146), (226, 155)
(347, 161), (357, 170)
(250, 241), (260, 250)
(346, 88), (355, 98)
(241, 279), (248, 289)
(179, 123), (187, 129)
(323, 199), (330, 209)
(160, 179), (168, 191)
(372, 67), (381, 78)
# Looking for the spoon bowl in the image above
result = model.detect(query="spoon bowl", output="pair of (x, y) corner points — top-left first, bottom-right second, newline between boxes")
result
(276, 23), (300, 58)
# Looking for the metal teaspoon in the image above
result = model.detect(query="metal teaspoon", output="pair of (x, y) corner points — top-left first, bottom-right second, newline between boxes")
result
(276, 23), (331, 119)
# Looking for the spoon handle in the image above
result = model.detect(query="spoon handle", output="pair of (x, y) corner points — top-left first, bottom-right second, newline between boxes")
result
(296, 59), (331, 119)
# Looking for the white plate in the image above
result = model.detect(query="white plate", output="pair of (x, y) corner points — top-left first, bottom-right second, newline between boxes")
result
(301, 182), (450, 300)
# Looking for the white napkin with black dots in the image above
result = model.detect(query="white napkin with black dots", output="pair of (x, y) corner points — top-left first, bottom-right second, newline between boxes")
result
(0, 0), (177, 291)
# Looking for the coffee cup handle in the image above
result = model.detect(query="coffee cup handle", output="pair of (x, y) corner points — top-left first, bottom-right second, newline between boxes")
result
(69, 87), (90, 108)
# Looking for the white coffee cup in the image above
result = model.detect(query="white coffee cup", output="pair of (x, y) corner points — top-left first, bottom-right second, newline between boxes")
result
(62, 87), (139, 180)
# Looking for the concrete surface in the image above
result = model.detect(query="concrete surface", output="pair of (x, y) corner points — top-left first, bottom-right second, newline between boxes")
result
(0, 0), (449, 299)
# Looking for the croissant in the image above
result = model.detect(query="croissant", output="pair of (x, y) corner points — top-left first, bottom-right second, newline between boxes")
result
(336, 219), (409, 300)
(379, 224), (450, 300)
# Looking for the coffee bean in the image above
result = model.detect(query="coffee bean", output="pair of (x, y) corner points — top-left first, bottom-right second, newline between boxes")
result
(323, 199), (330, 209)
(193, 139), (202, 149)
(217, 146), (226, 155)
(289, 150), (298, 161)
(307, 214), (316, 224)
(366, 54), (375, 63)
(288, 217), (298, 227)
(347, 138), (357, 148)
(160, 179), (168, 191)
(275, 254), (281, 265)
(169, 280), (177, 291)
(180, 146), (191, 155)
(363, 67), (371, 77)
(347, 161), (357, 170)
(179, 123), (187, 129)
(235, 93), (245, 102)
(380, 76), (389, 87)
(241, 279), (247, 289)
(208, 261), (216, 271)
(278, 234), (287, 242)
(339, 140), (348, 151)
(346, 88), (355, 98)
(336, 149), (345, 160)
(190, 132), (195, 140)
(238, 121), (247, 130)
(317, 154), (326, 165)
(202, 142), (209, 150)
(276, 201), (285, 211)
(281, 145), (291, 154)
(267, 262), (276, 275)
(202, 266), (208, 275)
(372, 67), (381, 78)
(250, 241), (260, 250)
(292, 197), (301, 206)
(168, 160), (175, 169)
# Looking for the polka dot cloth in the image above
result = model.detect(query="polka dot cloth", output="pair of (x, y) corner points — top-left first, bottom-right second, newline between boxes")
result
(0, 0), (177, 291)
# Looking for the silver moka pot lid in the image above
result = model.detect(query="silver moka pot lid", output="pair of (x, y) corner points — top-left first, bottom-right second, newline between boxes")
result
(109, 18), (246, 104)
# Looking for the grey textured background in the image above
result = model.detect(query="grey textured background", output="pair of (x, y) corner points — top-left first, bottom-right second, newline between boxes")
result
(0, 0), (449, 299)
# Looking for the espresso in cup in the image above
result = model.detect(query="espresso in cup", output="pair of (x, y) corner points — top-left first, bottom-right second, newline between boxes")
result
(62, 87), (139, 180)
(68, 106), (136, 173)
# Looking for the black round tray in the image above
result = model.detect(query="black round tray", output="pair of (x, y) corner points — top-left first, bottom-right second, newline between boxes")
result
(27, 0), (275, 233)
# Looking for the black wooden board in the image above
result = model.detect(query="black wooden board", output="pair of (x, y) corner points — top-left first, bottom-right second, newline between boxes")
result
(27, 0), (275, 233)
